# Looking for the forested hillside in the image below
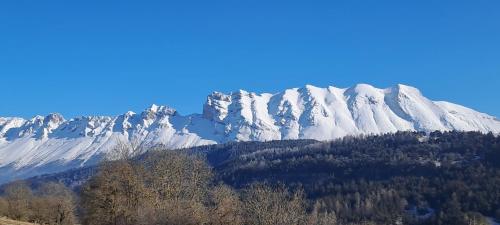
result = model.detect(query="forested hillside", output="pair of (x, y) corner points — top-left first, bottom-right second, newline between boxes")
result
(2, 131), (500, 225)
(199, 131), (500, 224)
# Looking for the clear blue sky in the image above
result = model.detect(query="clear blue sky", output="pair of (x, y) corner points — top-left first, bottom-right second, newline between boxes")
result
(1, 0), (499, 118)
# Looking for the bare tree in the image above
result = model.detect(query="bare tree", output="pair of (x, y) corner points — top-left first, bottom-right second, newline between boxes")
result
(0, 197), (7, 216)
(82, 148), (335, 225)
(107, 139), (143, 161)
(243, 183), (306, 225)
(142, 151), (213, 225)
(81, 160), (149, 225)
(36, 182), (76, 225)
(307, 201), (338, 225)
(4, 181), (33, 221)
(209, 184), (243, 225)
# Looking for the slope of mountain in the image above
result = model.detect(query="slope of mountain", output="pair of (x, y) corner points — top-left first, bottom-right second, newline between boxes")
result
(1, 84), (500, 183)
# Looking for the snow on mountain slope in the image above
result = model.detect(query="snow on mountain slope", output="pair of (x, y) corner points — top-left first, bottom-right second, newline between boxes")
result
(1, 84), (500, 183)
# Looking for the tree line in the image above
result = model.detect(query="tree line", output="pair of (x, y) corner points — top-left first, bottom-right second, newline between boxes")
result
(205, 131), (500, 225)
(79, 150), (340, 225)
(1, 131), (499, 225)
(0, 181), (75, 224)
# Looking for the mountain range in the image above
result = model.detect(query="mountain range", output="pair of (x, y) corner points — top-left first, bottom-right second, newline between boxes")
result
(1, 83), (500, 183)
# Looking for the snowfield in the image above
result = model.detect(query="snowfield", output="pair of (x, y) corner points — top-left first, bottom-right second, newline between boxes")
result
(1, 84), (500, 182)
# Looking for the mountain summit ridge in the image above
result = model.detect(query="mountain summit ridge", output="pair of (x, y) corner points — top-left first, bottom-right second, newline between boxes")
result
(1, 83), (500, 182)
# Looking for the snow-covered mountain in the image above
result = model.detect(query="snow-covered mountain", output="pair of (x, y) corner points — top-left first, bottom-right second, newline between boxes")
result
(1, 84), (500, 182)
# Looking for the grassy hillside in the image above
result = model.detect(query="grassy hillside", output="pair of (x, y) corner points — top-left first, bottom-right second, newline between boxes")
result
(0, 217), (37, 225)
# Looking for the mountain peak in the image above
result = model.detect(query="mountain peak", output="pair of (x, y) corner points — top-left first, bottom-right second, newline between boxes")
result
(44, 113), (65, 123)
(304, 84), (319, 89)
(148, 104), (160, 112)
(145, 104), (176, 116)
(390, 83), (422, 94)
(1, 83), (500, 183)
(353, 83), (377, 90)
